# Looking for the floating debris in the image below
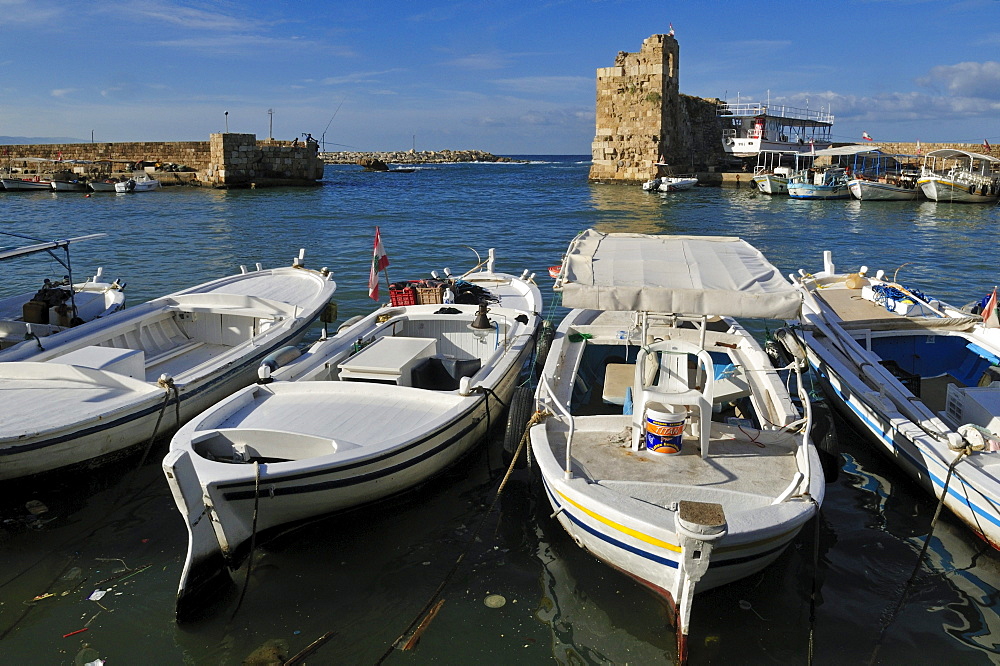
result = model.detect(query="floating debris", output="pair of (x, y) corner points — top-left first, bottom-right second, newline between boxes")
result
(484, 594), (506, 608)
(738, 599), (766, 620)
(243, 638), (289, 665)
(25, 500), (48, 515)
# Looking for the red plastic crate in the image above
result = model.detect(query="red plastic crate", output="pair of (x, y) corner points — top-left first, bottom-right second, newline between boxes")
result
(389, 287), (417, 306)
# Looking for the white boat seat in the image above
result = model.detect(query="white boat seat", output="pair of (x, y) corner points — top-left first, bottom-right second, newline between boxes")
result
(602, 363), (635, 405)
(630, 340), (715, 456)
(145, 341), (205, 368)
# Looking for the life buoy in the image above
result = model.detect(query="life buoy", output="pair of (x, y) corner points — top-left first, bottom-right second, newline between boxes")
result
(725, 138), (735, 146)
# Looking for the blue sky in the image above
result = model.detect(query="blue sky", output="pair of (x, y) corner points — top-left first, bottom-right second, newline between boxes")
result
(3, 0), (999, 154)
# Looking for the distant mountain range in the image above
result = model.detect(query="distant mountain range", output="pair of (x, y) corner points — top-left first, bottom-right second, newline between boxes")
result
(1, 136), (87, 145)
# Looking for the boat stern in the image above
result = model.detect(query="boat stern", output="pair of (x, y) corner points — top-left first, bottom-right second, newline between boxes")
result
(163, 448), (235, 621)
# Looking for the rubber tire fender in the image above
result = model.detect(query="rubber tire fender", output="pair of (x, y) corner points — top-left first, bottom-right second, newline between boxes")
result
(502, 386), (535, 469)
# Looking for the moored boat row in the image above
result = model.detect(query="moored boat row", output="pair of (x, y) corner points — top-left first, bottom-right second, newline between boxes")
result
(1, 172), (161, 192)
(753, 148), (1000, 202)
(6, 225), (1000, 663)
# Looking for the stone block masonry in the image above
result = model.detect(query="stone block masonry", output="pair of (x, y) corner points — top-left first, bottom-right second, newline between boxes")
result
(203, 134), (324, 187)
(1, 134), (324, 188)
(588, 34), (731, 183)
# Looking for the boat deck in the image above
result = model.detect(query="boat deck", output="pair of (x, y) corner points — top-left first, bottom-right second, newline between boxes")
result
(206, 382), (465, 448)
(543, 416), (799, 503)
(814, 286), (905, 323)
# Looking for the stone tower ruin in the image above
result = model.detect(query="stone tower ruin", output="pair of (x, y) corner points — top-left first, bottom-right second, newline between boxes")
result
(589, 34), (693, 183)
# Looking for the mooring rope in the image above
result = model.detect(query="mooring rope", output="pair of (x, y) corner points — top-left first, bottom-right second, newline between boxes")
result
(366, 408), (548, 665)
(867, 446), (969, 665)
(229, 461), (261, 622)
(806, 496), (822, 666)
(0, 376), (182, 638)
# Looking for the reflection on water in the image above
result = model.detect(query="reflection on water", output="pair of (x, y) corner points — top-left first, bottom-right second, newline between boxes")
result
(3, 160), (1000, 663)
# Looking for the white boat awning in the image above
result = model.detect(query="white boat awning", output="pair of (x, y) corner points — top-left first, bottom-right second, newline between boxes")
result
(923, 148), (1000, 163)
(811, 144), (883, 157)
(555, 229), (801, 319)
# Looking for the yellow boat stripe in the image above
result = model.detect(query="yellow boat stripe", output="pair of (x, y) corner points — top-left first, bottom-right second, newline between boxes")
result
(555, 489), (803, 555)
(556, 489), (682, 552)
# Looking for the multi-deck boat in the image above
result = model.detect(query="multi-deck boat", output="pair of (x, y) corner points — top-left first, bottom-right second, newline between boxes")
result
(718, 99), (833, 158)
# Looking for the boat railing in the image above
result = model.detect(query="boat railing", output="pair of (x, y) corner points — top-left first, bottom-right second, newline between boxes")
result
(716, 101), (834, 125)
(537, 373), (576, 479)
(772, 375), (814, 504)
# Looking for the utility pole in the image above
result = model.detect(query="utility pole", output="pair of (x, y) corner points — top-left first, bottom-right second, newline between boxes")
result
(225, 111), (229, 133)
(268, 109), (273, 139)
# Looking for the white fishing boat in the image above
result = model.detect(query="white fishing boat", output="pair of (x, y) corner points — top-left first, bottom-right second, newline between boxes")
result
(917, 149), (1000, 203)
(642, 175), (699, 192)
(0, 250), (336, 481)
(2, 176), (53, 191)
(787, 252), (1000, 549)
(89, 179), (121, 192)
(50, 179), (88, 192)
(751, 150), (798, 194)
(0, 233), (126, 350)
(115, 172), (161, 193)
(163, 248), (543, 620)
(718, 99), (833, 158)
(529, 230), (823, 663)
(1, 157), (55, 190)
(846, 152), (921, 201)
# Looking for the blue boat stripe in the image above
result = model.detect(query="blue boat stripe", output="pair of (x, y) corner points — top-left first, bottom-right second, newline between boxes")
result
(812, 360), (1000, 529)
(542, 479), (790, 570)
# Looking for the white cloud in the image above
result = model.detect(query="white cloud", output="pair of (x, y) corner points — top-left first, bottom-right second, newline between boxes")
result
(917, 61), (1000, 99)
(113, 2), (256, 31)
(319, 69), (405, 86)
(492, 76), (591, 94)
(50, 88), (75, 98)
(446, 53), (512, 70)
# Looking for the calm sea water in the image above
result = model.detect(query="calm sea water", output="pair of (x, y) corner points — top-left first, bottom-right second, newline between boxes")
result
(2, 158), (1000, 665)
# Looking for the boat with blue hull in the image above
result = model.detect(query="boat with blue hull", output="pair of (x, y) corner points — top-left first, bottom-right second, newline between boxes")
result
(531, 230), (823, 664)
(788, 252), (1000, 549)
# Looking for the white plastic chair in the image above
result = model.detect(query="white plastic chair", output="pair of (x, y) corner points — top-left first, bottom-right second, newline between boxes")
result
(630, 340), (715, 456)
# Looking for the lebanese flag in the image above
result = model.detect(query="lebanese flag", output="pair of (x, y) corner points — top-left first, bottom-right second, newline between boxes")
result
(368, 226), (389, 301)
(862, 132), (874, 142)
(985, 139), (992, 154)
(984, 286), (999, 328)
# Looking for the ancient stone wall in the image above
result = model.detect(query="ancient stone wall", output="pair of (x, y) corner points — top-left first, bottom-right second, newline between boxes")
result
(1, 141), (209, 171)
(590, 34), (679, 182)
(588, 35), (727, 183)
(202, 134), (323, 187)
(858, 142), (991, 156)
(1, 135), (323, 187)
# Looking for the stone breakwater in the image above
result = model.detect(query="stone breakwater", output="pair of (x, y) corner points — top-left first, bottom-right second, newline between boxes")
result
(319, 149), (517, 165)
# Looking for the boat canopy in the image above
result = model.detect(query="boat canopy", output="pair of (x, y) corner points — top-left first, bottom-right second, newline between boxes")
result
(555, 229), (801, 319)
(0, 233), (106, 262)
(923, 149), (1000, 163)
(811, 145), (883, 157)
